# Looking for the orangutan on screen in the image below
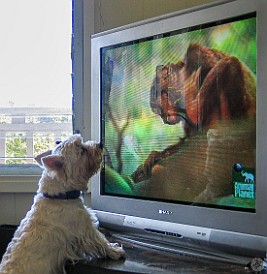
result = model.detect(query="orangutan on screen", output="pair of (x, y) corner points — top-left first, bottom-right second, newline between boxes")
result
(132, 43), (256, 202)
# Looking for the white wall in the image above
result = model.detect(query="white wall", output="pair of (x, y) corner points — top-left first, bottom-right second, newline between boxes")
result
(93, 0), (217, 33)
(0, 192), (92, 225)
(0, 0), (217, 226)
(0, 193), (34, 225)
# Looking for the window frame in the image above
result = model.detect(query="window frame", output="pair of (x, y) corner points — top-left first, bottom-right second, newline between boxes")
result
(0, 0), (93, 192)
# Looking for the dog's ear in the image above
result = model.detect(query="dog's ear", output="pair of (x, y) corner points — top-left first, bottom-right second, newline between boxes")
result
(41, 155), (64, 171)
(34, 150), (52, 166)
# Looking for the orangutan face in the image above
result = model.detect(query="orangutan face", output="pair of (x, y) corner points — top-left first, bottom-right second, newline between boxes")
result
(150, 63), (187, 125)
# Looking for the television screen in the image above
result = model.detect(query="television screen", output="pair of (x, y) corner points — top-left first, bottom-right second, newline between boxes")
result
(100, 13), (256, 212)
(91, 0), (267, 260)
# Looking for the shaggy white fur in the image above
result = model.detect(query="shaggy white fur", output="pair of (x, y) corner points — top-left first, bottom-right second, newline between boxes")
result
(0, 135), (125, 274)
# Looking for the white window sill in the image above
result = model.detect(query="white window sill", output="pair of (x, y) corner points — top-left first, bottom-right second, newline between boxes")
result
(0, 175), (40, 193)
(0, 165), (42, 193)
(0, 166), (93, 194)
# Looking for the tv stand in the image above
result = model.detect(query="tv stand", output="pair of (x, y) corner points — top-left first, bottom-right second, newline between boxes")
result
(65, 228), (259, 274)
(111, 231), (252, 265)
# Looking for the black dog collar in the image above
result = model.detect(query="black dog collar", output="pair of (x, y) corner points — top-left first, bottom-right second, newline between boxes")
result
(42, 190), (81, 200)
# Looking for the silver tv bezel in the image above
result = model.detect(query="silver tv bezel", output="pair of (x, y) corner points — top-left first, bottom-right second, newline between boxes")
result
(91, 0), (267, 259)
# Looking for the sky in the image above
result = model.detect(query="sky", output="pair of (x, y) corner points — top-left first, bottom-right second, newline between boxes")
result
(0, 0), (72, 108)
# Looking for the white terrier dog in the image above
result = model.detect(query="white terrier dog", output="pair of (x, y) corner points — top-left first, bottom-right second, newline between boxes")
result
(0, 135), (125, 274)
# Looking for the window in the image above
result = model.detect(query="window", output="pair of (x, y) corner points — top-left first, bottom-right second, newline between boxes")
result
(0, 1), (73, 170)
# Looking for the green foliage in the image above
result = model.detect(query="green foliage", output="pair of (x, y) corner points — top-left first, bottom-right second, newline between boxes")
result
(104, 166), (133, 195)
(6, 133), (27, 164)
(33, 133), (57, 156)
(4, 132), (71, 165)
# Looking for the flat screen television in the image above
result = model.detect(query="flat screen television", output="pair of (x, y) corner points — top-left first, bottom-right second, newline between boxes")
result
(91, 0), (267, 264)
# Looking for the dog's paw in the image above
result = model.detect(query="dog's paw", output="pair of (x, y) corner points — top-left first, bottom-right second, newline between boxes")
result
(106, 243), (126, 260)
